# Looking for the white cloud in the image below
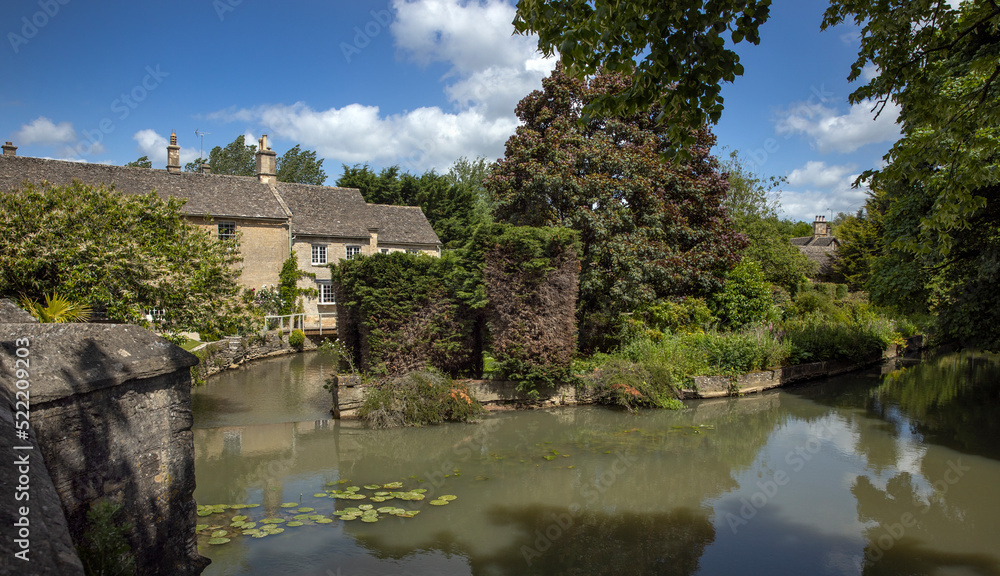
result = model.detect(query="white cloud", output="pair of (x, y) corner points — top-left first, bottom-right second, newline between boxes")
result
(213, 102), (518, 173)
(132, 129), (201, 168)
(780, 161), (870, 222)
(206, 0), (556, 173)
(13, 116), (77, 145)
(775, 98), (900, 154)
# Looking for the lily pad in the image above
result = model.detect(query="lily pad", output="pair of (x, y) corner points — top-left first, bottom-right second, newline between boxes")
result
(383, 482), (403, 489)
(364, 484), (381, 490)
(207, 537), (231, 545)
(265, 527), (285, 534)
(230, 521), (245, 528)
(345, 486), (360, 492)
(261, 518), (285, 524)
(316, 518), (334, 524)
(286, 521), (304, 527)
(296, 507), (314, 513)
(280, 502), (298, 508)
(361, 516), (379, 523)
(371, 496), (386, 502)
(197, 510), (214, 517)
(377, 507), (395, 513)
(429, 500), (449, 506)
(412, 489), (427, 494)
(211, 530), (228, 538)
(231, 515), (247, 522)
(242, 522), (257, 529)
(196, 524), (209, 532)
(358, 504), (373, 511)
(439, 495), (457, 501)
(313, 493), (328, 498)
(341, 515), (358, 521)
(348, 494), (366, 500)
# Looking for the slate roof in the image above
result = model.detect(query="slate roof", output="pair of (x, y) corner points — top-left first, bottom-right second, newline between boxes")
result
(0, 153), (442, 247)
(791, 235), (840, 275)
(369, 204), (442, 245)
(274, 182), (371, 238)
(0, 154), (288, 220)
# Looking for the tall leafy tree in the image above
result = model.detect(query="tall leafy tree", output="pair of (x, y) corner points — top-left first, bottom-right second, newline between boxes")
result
(720, 150), (815, 289)
(277, 144), (327, 185)
(485, 66), (744, 347)
(446, 155), (495, 223)
(207, 135), (257, 176)
(337, 164), (482, 248)
(513, 0), (772, 156)
(0, 181), (253, 335)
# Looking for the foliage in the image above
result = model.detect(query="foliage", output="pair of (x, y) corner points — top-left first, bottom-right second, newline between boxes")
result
(0, 182), (254, 336)
(486, 66), (744, 349)
(821, 1), (1000, 349)
(622, 297), (716, 342)
(247, 285), (283, 316)
(332, 251), (483, 377)
(277, 253), (316, 315)
(125, 156), (152, 168)
(276, 144), (327, 185)
(183, 157), (208, 173)
(711, 260), (776, 330)
(19, 291), (92, 323)
(288, 328), (305, 349)
(482, 224), (581, 392)
(77, 499), (135, 576)
(720, 149), (816, 289)
(513, 0), (772, 158)
(358, 370), (486, 429)
(205, 135), (257, 176)
(784, 313), (900, 365)
(592, 358), (684, 412)
(446, 155), (495, 225)
(337, 163), (483, 248)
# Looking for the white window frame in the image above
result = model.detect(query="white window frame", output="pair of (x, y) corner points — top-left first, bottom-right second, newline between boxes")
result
(318, 282), (336, 305)
(311, 244), (328, 266)
(406, 249), (420, 255)
(346, 245), (362, 260)
(218, 221), (237, 241)
(380, 248), (390, 254)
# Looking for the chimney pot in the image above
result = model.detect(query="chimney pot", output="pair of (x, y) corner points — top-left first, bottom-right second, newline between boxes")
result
(255, 134), (277, 184)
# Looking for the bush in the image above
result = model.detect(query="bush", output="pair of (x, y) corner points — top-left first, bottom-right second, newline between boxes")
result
(288, 329), (305, 349)
(712, 261), (776, 329)
(358, 370), (486, 428)
(77, 500), (135, 576)
(592, 358), (683, 412)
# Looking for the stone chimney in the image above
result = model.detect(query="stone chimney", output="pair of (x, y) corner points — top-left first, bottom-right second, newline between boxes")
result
(200, 163), (211, 174)
(255, 134), (277, 184)
(368, 226), (379, 254)
(2, 142), (16, 156)
(166, 132), (181, 173)
(813, 215), (829, 237)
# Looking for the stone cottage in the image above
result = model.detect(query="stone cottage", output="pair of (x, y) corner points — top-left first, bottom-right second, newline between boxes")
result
(791, 215), (840, 278)
(0, 135), (441, 330)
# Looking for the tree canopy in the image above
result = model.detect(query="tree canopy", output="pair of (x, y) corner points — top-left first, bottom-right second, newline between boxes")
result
(126, 156), (152, 168)
(185, 135), (326, 185)
(485, 66), (744, 347)
(337, 163), (484, 249)
(0, 181), (253, 335)
(513, 0), (772, 156)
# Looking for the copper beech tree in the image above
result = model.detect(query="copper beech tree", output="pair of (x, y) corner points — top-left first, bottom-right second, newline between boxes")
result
(485, 66), (745, 348)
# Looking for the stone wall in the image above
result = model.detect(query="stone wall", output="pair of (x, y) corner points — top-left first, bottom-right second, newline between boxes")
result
(0, 321), (208, 576)
(191, 330), (319, 383)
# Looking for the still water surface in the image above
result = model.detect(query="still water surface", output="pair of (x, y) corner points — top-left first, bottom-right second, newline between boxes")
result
(192, 352), (1000, 576)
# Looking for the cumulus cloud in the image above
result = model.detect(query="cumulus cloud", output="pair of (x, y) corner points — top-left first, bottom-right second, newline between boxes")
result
(13, 116), (77, 145)
(133, 129), (201, 168)
(775, 98), (900, 154)
(780, 161), (870, 222)
(206, 0), (555, 173)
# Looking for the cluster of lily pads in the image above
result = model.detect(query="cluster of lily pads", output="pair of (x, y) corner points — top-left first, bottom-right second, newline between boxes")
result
(196, 480), (459, 546)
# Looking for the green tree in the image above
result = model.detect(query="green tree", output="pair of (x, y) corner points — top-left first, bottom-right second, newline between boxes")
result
(0, 181), (253, 336)
(277, 144), (327, 185)
(183, 157), (208, 173)
(446, 155), (495, 224)
(207, 135), (257, 177)
(277, 252), (316, 315)
(720, 150), (816, 289)
(513, 0), (772, 157)
(337, 164), (404, 205)
(125, 156), (152, 168)
(337, 163), (483, 248)
(485, 66), (744, 349)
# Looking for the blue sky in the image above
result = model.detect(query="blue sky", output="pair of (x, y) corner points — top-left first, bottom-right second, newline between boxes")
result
(1, 0), (900, 222)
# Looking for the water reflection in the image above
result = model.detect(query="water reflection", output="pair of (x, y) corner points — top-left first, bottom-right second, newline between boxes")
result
(192, 352), (1000, 576)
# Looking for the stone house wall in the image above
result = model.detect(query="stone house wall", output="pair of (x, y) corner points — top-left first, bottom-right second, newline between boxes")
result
(187, 216), (289, 290)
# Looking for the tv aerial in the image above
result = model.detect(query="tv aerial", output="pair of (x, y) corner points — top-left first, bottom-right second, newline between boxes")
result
(194, 129), (211, 161)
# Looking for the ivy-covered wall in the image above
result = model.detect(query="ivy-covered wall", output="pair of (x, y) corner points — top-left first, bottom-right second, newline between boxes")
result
(331, 225), (580, 386)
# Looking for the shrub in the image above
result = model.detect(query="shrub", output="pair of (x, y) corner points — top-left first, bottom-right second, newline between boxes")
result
(77, 499), (135, 576)
(358, 370), (486, 428)
(712, 261), (776, 329)
(592, 358), (684, 411)
(288, 329), (305, 349)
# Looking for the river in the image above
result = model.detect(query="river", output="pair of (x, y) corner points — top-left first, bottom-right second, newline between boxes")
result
(191, 351), (1000, 576)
